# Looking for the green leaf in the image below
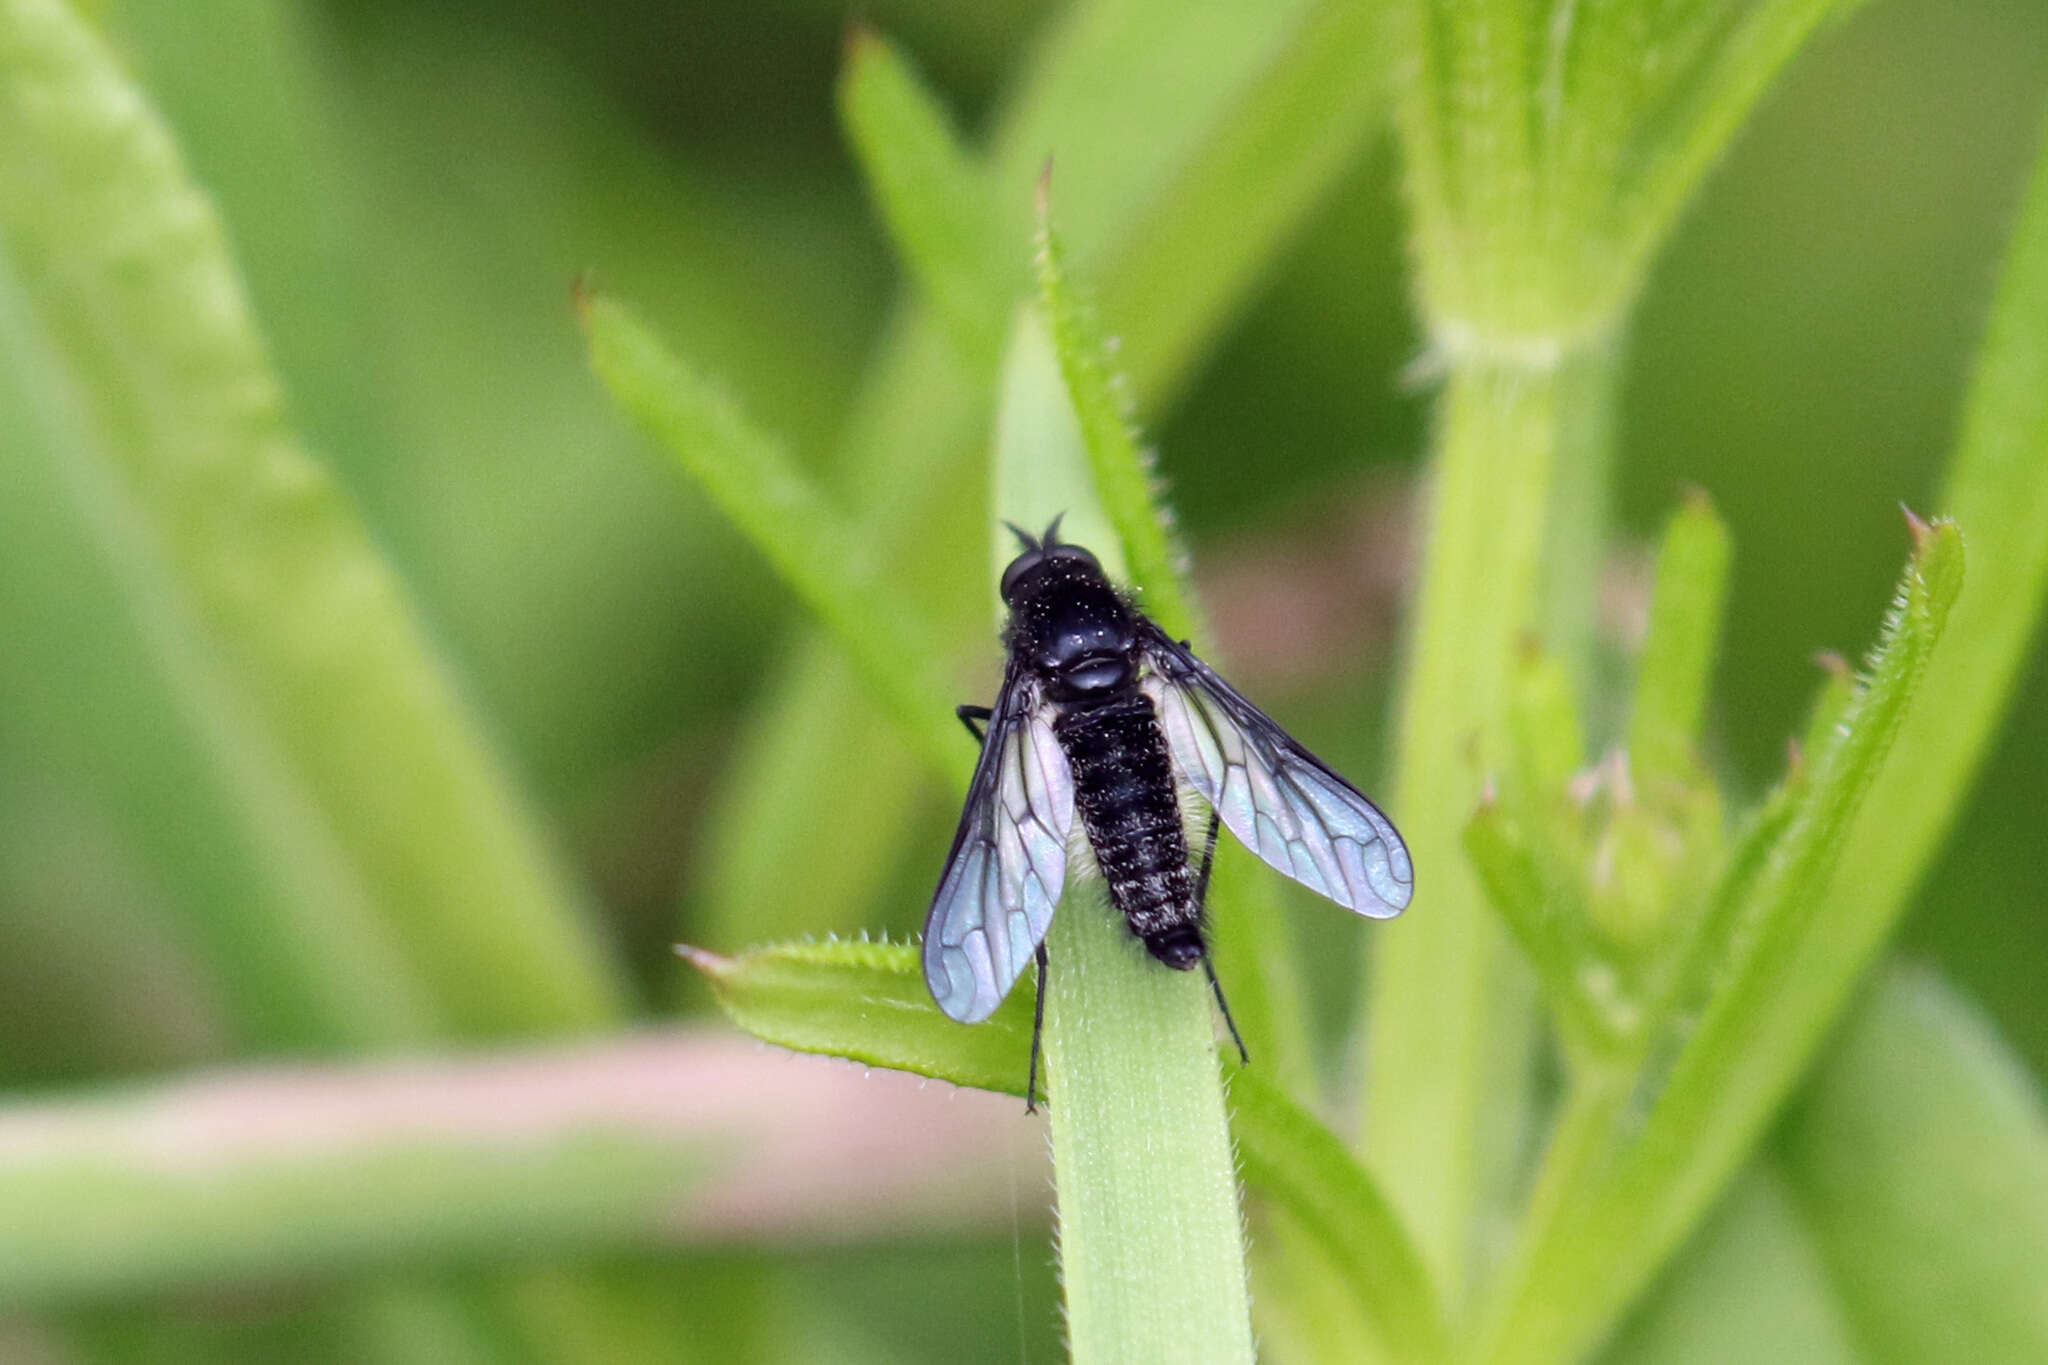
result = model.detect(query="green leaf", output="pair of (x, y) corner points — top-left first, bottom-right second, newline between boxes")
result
(1777, 967), (2048, 1363)
(1627, 493), (1733, 794)
(684, 938), (1031, 1096)
(0, 0), (622, 1039)
(1480, 521), (1965, 1365)
(838, 27), (1008, 372)
(1600, 1163), (1860, 1365)
(0, 257), (430, 1050)
(580, 292), (962, 778)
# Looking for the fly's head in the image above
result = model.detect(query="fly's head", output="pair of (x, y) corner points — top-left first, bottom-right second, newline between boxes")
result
(998, 519), (1136, 701)
(998, 515), (1107, 606)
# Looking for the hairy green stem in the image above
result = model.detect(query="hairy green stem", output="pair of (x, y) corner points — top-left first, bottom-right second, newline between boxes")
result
(1043, 900), (1254, 1365)
(1363, 338), (1617, 1304)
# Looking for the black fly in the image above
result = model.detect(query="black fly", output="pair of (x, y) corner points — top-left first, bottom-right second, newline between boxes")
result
(923, 519), (1414, 1110)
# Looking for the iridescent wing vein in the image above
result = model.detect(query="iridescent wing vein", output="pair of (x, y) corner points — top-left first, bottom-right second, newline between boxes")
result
(1140, 624), (1413, 918)
(922, 666), (1076, 1023)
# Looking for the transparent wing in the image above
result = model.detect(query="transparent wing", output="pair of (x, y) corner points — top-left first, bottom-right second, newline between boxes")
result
(1140, 624), (1413, 918)
(922, 667), (1076, 1023)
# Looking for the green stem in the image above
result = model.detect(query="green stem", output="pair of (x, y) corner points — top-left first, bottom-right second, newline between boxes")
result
(1362, 339), (1616, 1305)
(1043, 898), (1254, 1365)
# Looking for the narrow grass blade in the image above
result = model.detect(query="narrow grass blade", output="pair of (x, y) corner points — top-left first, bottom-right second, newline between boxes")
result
(581, 292), (962, 777)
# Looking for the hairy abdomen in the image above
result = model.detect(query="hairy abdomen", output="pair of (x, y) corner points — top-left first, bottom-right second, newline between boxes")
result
(1055, 694), (1201, 960)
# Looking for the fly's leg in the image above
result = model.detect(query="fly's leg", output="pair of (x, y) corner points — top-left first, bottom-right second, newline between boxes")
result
(1026, 942), (1050, 1113)
(1191, 810), (1250, 1065)
(956, 703), (993, 743)
(1201, 952), (1250, 1066)
(1193, 808), (1221, 906)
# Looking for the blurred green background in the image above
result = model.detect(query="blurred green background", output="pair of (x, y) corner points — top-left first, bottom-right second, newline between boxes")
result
(2, 0), (2044, 1359)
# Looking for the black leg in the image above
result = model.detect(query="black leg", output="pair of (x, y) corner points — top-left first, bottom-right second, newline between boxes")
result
(956, 703), (993, 743)
(1026, 942), (1050, 1113)
(1192, 809), (1220, 904)
(1201, 952), (1250, 1066)
(1190, 811), (1249, 1065)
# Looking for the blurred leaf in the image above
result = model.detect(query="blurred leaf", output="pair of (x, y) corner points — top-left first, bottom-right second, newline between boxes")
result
(839, 26), (1007, 371)
(0, 258), (430, 1050)
(98, 0), (387, 473)
(0, 0), (624, 1038)
(581, 292), (962, 777)
(1483, 521), (1964, 1365)
(0, 1029), (1035, 1312)
(1777, 967), (2048, 1363)
(1600, 1164), (1860, 1365)
(326, 13), (882, 787)
(1229, 1070), (1447, 1365)
(1095, 0), (1393, 405)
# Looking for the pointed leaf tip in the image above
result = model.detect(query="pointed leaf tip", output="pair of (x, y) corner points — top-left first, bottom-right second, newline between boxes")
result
(841, 18), (880, 66)
(673, 943), (732, 978)
(1812, 650), (1852, 680)
(1901, 503), (1933, 551)
(570, 270), (598, 325)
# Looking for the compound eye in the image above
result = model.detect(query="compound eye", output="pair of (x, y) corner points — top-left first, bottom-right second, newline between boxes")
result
(1000, 549), (1044, 602)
